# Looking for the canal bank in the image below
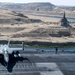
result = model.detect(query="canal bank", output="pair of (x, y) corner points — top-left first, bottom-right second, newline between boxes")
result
(0, 40), (75, 49)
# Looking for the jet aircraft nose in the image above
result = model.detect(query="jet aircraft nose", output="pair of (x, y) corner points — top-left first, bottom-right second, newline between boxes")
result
(5, 57), (9, 63)
(4, 50), (9, 63)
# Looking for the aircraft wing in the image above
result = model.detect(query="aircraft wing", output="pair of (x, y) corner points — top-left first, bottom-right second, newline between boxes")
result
(7, 47), (22, 54)
(0, 49), (3, 54)
(9, 41), (24, 52)
(0, 46), (3, 54)
(9, 48), (22, 51)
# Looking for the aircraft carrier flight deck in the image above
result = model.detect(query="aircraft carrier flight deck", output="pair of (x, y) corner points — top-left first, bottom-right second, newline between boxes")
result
(0, 50), (75, 75)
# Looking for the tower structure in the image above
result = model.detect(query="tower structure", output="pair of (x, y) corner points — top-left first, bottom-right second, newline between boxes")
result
(60, 12), (69, 27)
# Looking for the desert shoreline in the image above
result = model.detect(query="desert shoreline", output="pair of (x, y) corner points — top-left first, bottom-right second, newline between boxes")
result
(0, 40), (75, 48)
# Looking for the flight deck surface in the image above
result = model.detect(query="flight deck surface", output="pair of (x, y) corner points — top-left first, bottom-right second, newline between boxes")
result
(0, 51), (75, 75)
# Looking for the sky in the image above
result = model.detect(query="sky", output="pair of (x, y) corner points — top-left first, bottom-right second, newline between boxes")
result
(0, 0), (75, 6)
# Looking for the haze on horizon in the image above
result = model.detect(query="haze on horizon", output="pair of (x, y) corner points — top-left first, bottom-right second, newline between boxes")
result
(0, 0), (75, 6)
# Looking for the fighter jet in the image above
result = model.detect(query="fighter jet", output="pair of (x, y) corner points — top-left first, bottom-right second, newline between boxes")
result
(0, 41), (24, 67)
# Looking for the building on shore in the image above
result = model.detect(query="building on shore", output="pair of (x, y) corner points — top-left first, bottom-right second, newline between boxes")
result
(60, 12), (70, 27)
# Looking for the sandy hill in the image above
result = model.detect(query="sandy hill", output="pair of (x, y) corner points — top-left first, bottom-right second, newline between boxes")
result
(24, 2), (55, 11)
(0, 2), (75, 12)
(0, 2), (55, 12)
(0, 9), (42, 24)
(0, 2), (75, 18)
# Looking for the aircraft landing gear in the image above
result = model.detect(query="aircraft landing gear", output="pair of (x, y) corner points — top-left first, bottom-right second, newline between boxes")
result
(13, 51), (21, 58)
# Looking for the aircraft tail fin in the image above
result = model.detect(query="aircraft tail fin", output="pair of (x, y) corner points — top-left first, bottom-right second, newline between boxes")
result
(22, 41), (24, 50)
(7, 40), (10, 46)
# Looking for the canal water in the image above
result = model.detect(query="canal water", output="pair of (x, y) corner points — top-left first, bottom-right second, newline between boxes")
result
(22, 47), (75, 51)
(49, 16), (75, 22)
(32, 14), (75, 22)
